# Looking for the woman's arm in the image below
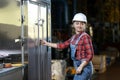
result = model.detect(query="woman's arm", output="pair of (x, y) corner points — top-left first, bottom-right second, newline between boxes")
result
(40, 40), (57, 48)
(41, 38), (71, 49)
(76, 34), (94, 74)
(76, 61), (88, 74)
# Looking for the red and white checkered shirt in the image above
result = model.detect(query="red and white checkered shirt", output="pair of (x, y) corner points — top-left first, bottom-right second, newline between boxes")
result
(57, 32), (94, 62)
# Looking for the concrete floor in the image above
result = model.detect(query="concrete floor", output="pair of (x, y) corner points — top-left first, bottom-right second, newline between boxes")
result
(93, 60), (120, 80)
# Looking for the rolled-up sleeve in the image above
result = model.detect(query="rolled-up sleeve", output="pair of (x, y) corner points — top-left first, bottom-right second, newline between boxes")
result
(57, 39), (71, 49)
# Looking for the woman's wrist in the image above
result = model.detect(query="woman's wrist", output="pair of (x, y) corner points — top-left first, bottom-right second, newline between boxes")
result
(46, 42), (49, 46)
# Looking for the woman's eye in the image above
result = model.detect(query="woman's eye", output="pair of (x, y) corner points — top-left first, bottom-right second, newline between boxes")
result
(74, 21), (85, 25)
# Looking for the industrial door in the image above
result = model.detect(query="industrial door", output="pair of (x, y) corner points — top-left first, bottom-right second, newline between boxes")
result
(27, 1), (51, 80)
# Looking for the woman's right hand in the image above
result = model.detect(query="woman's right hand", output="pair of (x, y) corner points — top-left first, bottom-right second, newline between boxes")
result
(40, 40), (48, 46)
(40, 40), (57, 48)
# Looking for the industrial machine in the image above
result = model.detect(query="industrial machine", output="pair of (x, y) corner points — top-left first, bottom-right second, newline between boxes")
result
(0, 0), (51, 80)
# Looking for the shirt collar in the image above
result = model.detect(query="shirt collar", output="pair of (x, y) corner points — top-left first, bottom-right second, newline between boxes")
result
(76, 31), (85, 36)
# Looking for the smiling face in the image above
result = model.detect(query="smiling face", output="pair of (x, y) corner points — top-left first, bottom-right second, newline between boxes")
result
(73, 21), (86, 34)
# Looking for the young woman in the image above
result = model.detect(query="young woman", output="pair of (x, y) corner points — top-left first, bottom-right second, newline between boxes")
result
(41, 13), (94, 80)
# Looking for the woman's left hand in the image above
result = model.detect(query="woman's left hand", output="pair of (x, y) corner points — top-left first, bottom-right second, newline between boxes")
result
(76, 66), (83, 74)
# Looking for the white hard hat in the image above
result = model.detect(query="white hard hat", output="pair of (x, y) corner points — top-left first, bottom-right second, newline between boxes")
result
(72, 13), (87, 23)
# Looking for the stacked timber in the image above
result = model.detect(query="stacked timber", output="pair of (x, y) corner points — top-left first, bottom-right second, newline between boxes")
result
(51, 60), (66, 80)
(92, 55), (106, 73)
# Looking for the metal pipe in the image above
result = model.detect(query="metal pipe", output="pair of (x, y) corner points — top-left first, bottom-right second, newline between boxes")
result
(63, 0), (68, 25)
(52, 0), (68, 25)
(20, 0), (25, 77)
(73, 0), (77, 15)
(37, 4), (41, 80)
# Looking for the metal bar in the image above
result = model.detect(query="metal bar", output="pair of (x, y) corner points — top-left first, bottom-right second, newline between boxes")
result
(37, 4), (41, 80)
(73, 0), (77, 14)
(20, 0), (25, 77)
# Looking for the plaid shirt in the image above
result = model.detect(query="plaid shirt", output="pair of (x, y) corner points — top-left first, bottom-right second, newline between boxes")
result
(57, 32), (94, 62)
